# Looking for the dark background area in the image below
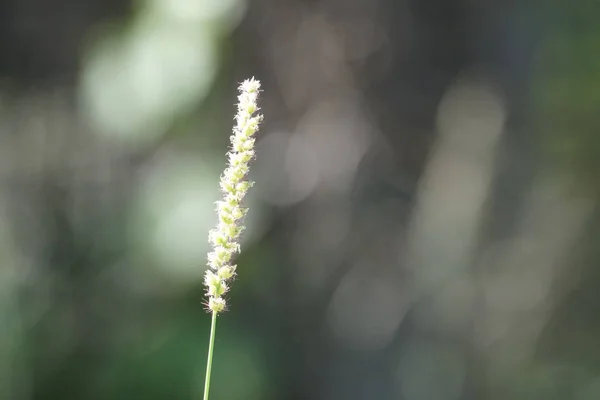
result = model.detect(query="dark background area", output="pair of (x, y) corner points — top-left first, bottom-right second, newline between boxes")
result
(1, 1), (600, 399)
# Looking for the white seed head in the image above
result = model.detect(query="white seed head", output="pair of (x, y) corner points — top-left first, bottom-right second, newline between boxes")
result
(204, 77), (262, 313)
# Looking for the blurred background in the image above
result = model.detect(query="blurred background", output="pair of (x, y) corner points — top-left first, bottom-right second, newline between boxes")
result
(1, 0), (600, 399)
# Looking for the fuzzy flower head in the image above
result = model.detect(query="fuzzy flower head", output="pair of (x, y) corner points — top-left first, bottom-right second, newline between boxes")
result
(205, 78), (263, 313)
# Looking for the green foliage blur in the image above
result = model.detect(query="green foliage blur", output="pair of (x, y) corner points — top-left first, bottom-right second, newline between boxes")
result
(1, 1), (600, 400)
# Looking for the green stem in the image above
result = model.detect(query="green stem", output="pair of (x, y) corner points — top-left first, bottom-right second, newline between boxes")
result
(203, 311), (218, 400)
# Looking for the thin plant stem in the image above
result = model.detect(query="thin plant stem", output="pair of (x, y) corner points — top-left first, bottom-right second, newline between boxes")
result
(203, 311), (218, 400)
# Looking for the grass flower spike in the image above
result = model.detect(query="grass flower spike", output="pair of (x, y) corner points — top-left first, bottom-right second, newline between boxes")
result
(205, 77), (262, 313)
(202, 78), (262, 400)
